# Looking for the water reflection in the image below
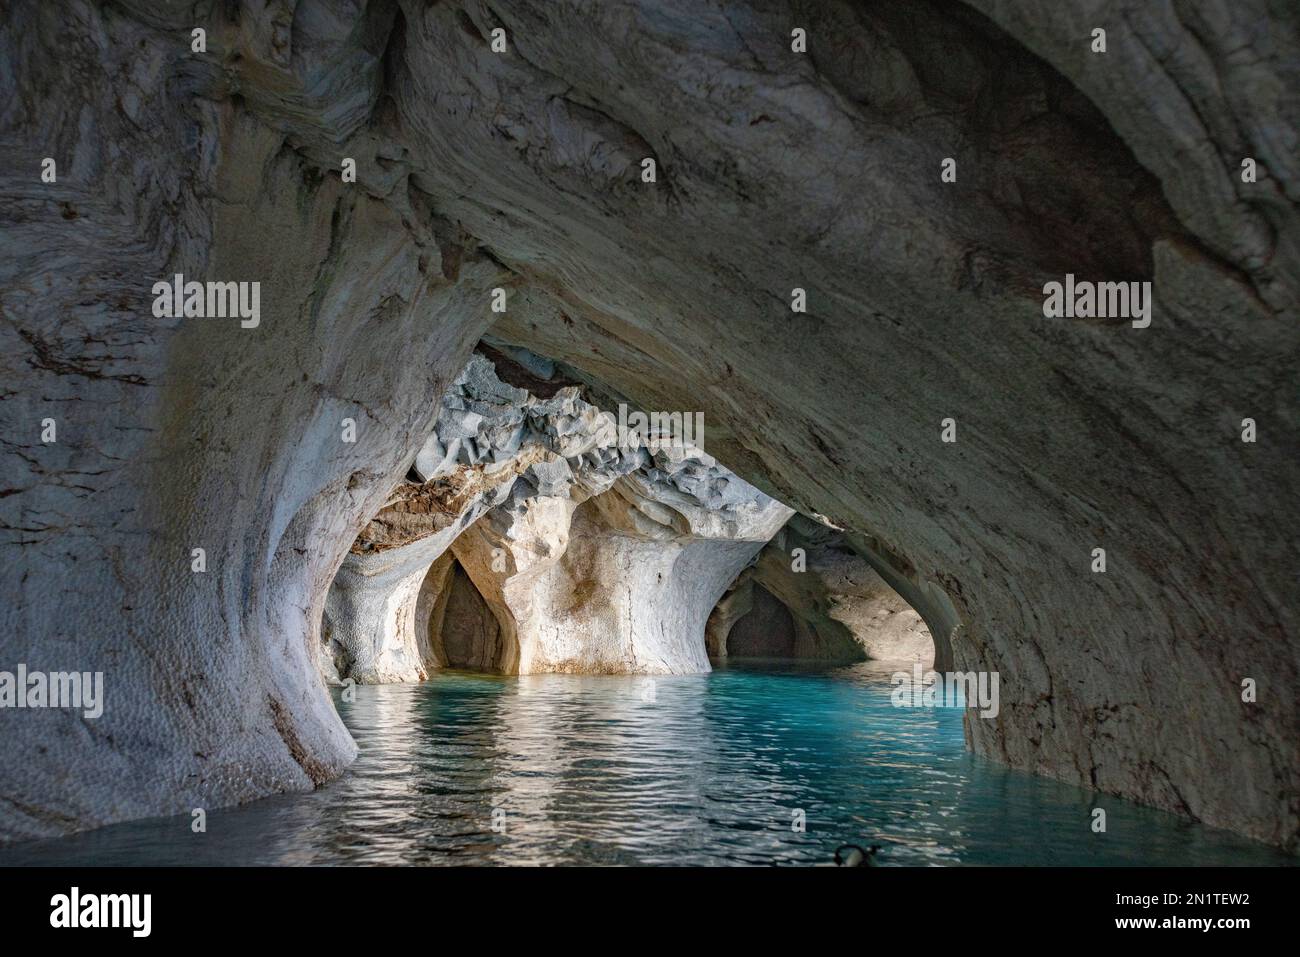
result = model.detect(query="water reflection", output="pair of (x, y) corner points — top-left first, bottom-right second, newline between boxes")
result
(0, 662), (1291, 866)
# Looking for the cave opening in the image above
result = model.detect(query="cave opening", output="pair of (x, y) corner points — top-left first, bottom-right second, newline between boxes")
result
(703, 514), (938, 668)
(426, 558), (510, 674)
(324, 346), (940, 687)
(721, 584), (798, 660)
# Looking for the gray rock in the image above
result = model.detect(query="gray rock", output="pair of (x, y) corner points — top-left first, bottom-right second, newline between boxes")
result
(328, 354), (791, 681)
(2, 0), (1295, 850)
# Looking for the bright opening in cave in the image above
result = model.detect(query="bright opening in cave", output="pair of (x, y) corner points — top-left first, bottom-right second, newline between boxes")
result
(321, 347), (937, 686)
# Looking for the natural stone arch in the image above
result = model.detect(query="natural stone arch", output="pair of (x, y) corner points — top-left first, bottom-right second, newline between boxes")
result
(425, 557), (509, 673)
(326, 351), (793, 679)
(447, 460), (792, 675)
(721, 584), (801, 660)
(706, 516), (936, 664)
(2, 0), (1295, 851)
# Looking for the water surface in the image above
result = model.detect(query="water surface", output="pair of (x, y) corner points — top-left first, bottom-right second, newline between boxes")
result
(0, 662), (1291, 865)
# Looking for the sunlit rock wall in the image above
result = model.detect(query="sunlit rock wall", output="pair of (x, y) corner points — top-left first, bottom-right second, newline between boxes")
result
(329, 353), (791, 678)
(450, 448), (792, 675)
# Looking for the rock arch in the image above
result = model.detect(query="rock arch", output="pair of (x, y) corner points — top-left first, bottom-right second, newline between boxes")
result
(427, 557), (509, 674)
(323, 351), (793, 680)
(2, 0), (1296, 850)
(707, 516), (936, 664)
(720, 584), (800, 660)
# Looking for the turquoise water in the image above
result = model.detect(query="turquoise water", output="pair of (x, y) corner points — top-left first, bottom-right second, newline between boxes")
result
(0, 662), (1291, 865)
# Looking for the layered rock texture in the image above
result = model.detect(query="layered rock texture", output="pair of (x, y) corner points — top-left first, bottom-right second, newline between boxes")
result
(2, 0), (1296, 848)
(326, 353), (792, 679)
(707, 515), (935, 664)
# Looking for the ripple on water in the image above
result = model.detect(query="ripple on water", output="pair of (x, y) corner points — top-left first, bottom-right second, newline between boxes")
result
(0, 662), (1293, 866)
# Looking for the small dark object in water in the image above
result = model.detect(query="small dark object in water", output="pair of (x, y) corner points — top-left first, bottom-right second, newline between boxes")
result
(833, 844), (882, 867)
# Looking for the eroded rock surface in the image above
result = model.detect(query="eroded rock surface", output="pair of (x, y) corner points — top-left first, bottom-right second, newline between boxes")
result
(708, 515), (935, 663)
(321, 353), (599, 681)
(451, 449), (792, 675)
(3, 0), (1296, 848)
(328, 353), (791, 678)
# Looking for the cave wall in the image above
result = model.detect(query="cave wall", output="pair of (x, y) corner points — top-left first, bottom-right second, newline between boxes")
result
(1, 0), (1296, 848)
(724, 585), (801, 660)
(431, 1), (1299, 846)
(435, 560), (505, 672)
(708, 515), (936, 663)
(449, 480), (791, 674)
(0, 0), (501, 840)
(327, 351), (791, 680)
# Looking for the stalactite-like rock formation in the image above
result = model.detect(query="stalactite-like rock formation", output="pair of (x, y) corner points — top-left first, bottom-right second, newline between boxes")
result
(2, 0), (1296, 848)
